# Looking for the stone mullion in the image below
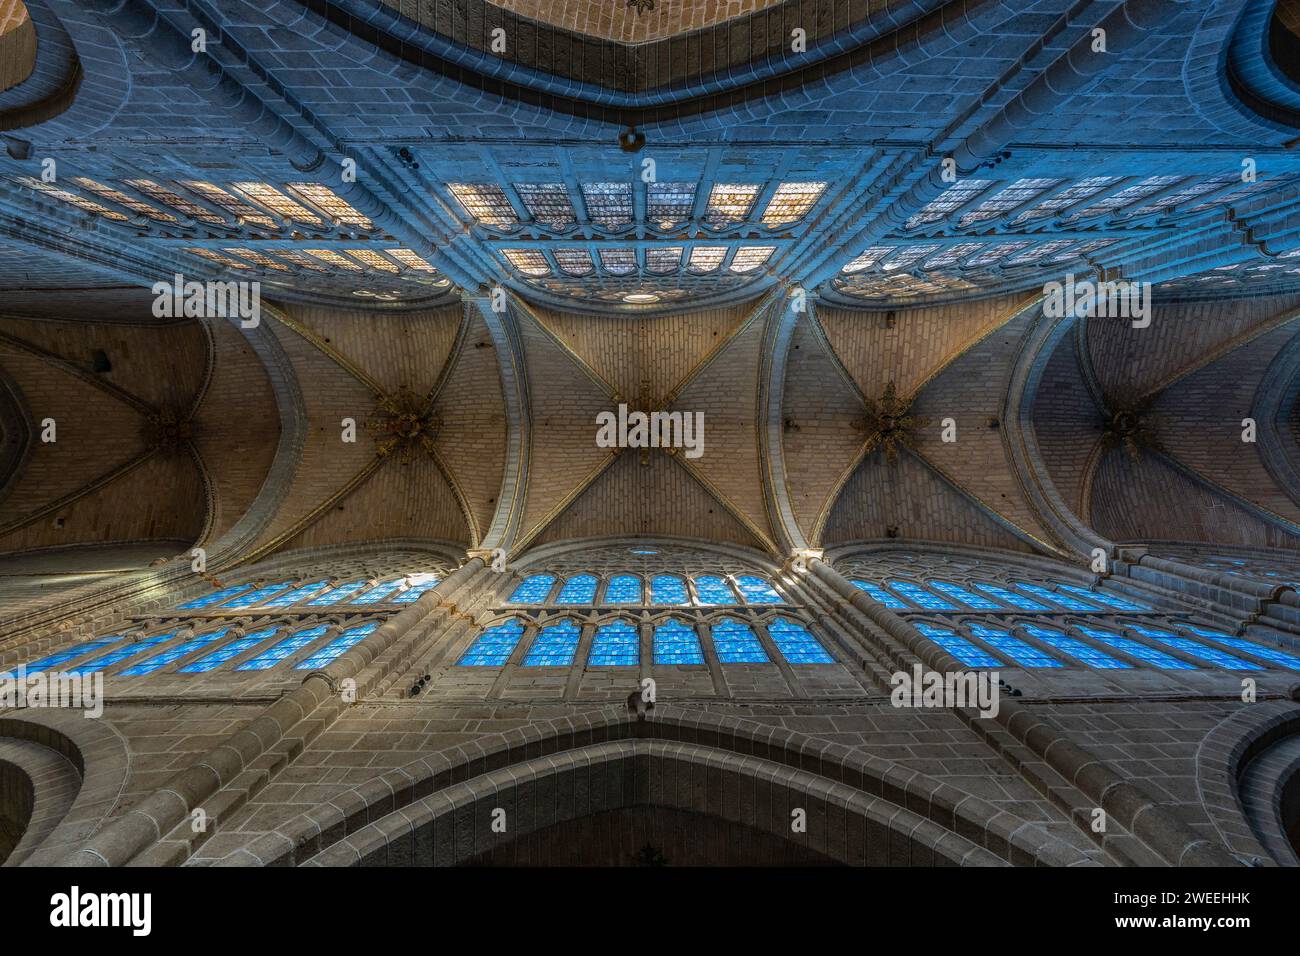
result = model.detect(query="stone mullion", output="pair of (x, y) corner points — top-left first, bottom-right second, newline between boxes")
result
(693, 618), (729, 698)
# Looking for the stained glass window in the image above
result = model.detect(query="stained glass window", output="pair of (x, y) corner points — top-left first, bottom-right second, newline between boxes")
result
(1182, 627), (1300, 670)
(501, 249), (550, 276)
(513, 183), (575, 229)
(235, 625), (331, 671)
(508, 574), (556, 603)
(588, 621), (639, 666)
(556, 574), (599, 604)
(180, 627), (279, 673)
(581, 182), (633, 228)
(850, 580), (908, 609)
(286, 183), (374, 229)
(350, 580), (406, 605)
(458, 620), (525, 666)
(761, 182), (827, 225)
(73, 178), (177, 223)
(220, 582), (292, 609)
(295, 622), (382, 670)
(651, 574), (689, 605)
(555, 248), (595, 276)
(447, 183), (518, 227)
(647, 182), (696, 227)
(705, 184), (760, 225)
(653, 620), (704, 664)
(4, 637), (123, 678)
(729, 246), (774, 273)
(966, 624), (1060, 668)
(709, 618), (768, 663)
(1020, 626), (1129, 668)
(687, 247), (727, 273)
(126, 179), (228, 225)
(735, 575), (782, 604)
(522, 620), (582, 666)
(67, 633), (177, 674)
(262, 581), (331, 608)
(972, 583), (1049, 611)
(604, 575), (642, 604)
(693, 575), (738, 605)
(914, 623), (1002, 667)
(645, 247), (683, 274)
(1073, 626), (1193, 669)
(120, 628), (232, 676)
(1126, 626), (1262, 670)
(307, 580), (369, 606)
(393, 576), (441, 603)
(928, 580), (1003, 610)
(887, 581), (957, 611)
(181, 181), (276, 228)
(1055, 584), (1149, 611)
(1013, 582), (1099, 611)
(767, 618), (834, 664)
(231, 182), (323, 225)
(178, 584), (253, 610)
(599, 248), (637, 275)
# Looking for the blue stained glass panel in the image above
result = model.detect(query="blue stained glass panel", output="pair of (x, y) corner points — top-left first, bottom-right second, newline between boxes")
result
(693, 575), (737, 605)
(1073, 626), (1194, 669)
(180, 627), (280, 673)
(1020, 625), (1129, 668)
(306, 580), (369, 606)
(236, 625), (331, 671)
(766, 618), (834, 664)
(262, 581), (331, 608)
(966, 624), (1061, 667)
(1183, 629), (1300, 671)
(220, 582), (292, 608)
(68, 633), (177, 674)
(351, 580), (405, 605)
(1013, 582), (1099, 611)
(393, 578), (440, 603)
(887, 581), (957, 611)
(3, 637), (123, 678)
(1056, 584), (1149, 611)
(588, 621), (639, 666)
(556, 574), (598, 604)
(914, 622), (1002, 667)
(604, 575), (642, 604)
(458, 620), (525, 666)
(1127, 626), (1262, 670)
(928, 580), (1003, 610)
(508, 574), (556, 603)
(972, 583), (1049, 611)
(651, 575), (689, 605)
(735, 575), (782, 604)
(522, 621), (582, 666)
(710, 619), (768, 663)
(178, 585), (253, 610)
(120, 628), (232, 676)
(851, 581), (908, 609)
(653, 620), (704, 664)
(295, 622), (381, 670)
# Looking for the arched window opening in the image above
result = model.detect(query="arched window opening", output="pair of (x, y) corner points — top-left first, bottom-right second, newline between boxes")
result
(588, 620), (638, 666)
(653, 620), (704, 665)
(650, 574), (689, 605)
(458, 620), (526, 667)
(766, 618), (834, 664)
(522, 620), (582, 667)
(555, 574), (598, 604)
(508, 574), (556, 604)
(709, 618), (768, 663)
(693, 575), (738, 605)
(604, 574), (642, 604)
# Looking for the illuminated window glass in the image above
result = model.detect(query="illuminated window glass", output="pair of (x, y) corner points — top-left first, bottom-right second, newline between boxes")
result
(15, 176), (130, 222)
(581, 182), (633, 228)
(522, 620), (581, 666)
(231, 182), (323, 225)
(588, 620), (638, 666)
(841, 246), (893, 274)
(927, 580), (1003, 610)
(1012, 176), (1117, 223)
(730, 246), (775, 274)
(265, 250), (328, 272)
(295, 622), (381, 670)
(186, 247), (252, 270)
(914, 623), (1002, 667)
(654, 620), (704, 664)
(221, 582), (292, 609)
(555, 248), (595, 276)
(125, 179), (228, 225)
(693, 575), (738, 605)
(306, 580), (369, 606)
(850, 580), (908, 609)
(1055, 584), (1149, 611)
(881, 244), (942, 271)
(345, 249), (401, 273)
(394, 576), (441, 603)
(224, 247), (292, 271)
(963, 242), (1030, 267)
(687, 247), (726, 273)
(119, 628), (231, 676)
(1020, 625), (1129, 669)
(508, 574), (556, 603)
(887, 581), (957, 611)
(972, 583), (1049, 611)
(68, 633), (176, 674)
(514, 183), (575, 229)
(710, 618), (768, 663)
(599, 248), (637, 275)
(705, 184), (760, 225)
(181, 181), (276, 228)
(966, 624), (1060, 668)
(767, 618), (834, 664)
(1182, 627), (1300, 670)
(1066, 176), (1182, 221)
(180, 627), (279, 673)
(905, 179), (993, 228)
(1126, 626), (1262, 670)
(735, 575), (782, 604)
(447, 183), (518, 226)
(286, 183), (374, 229)
(305, 248), (363, 271)
(958, 178), (1060, 226)
(1013, 582), (1098, 611)
(235, 625), (330, 671)
(261, 581), (331, 608)
(605, 574), (642, 604)
(1073, 626), (1194, 669)
(645, 247), (683, 274)
(651, 574), (689, 605)
(761, 182), (827, 225)
(458, 620), (525, 666)
(501, 248), (550, 276)
(386, 249), (436, 272)
(554, 574), (598, 604)
(351, 580), (406, 605)
(648, 182), (696, 227)
(178, 584), (253, 610)
(72, 178), (177, 223)
(4, 637), (124, 678)
(923, 242), (984, 268)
